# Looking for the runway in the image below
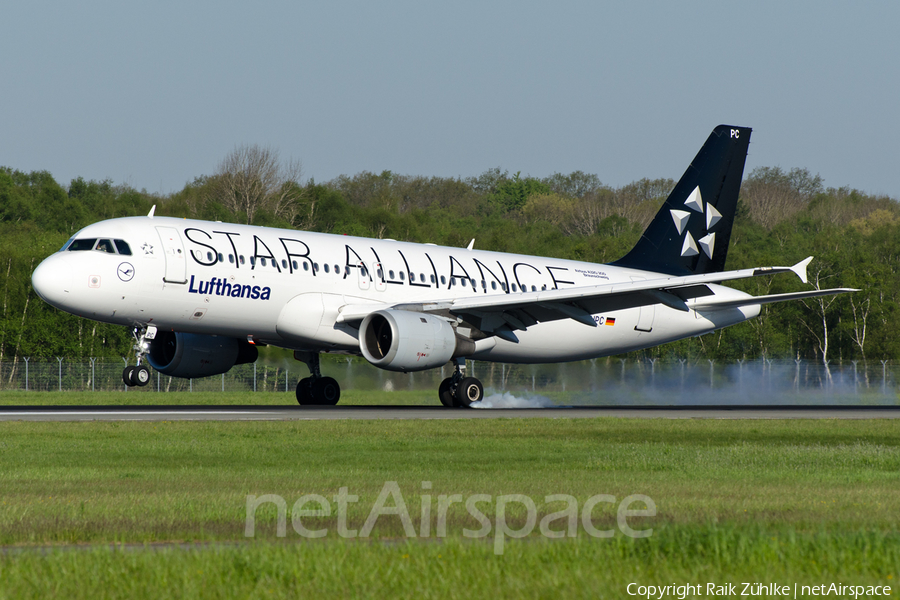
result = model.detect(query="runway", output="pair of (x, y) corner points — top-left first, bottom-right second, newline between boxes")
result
(0, 405), (898, 421)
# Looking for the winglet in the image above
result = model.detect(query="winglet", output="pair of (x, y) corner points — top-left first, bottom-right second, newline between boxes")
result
(148, 205), (156, 218)
(790, 256), (813, 284)
(466, 239), (475, 250)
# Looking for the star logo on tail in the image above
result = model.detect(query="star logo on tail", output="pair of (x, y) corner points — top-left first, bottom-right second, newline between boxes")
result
(670, 186), (721, 259)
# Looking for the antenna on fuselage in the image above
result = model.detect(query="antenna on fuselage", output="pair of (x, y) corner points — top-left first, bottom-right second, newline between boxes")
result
(147, 205), (156, 218)
(466, 239), (475, 250)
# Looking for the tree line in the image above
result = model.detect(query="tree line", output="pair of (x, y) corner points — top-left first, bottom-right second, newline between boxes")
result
(1, 144), (898, 366)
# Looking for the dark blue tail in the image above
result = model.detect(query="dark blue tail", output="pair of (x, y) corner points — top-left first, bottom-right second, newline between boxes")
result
(612, 125), (751, 275)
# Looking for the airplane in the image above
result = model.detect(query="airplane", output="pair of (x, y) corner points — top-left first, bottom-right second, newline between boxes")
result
(31, 125), (854, 407)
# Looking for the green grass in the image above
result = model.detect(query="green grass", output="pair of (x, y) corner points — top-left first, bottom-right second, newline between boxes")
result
(0, 418), (898, 596)
(2, 388), (897, 406)
(0, 390), (434, 406)
(1, 532), (896, 599)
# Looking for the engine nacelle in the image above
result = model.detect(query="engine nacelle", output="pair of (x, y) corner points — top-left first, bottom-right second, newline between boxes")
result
(359, 310), (473, 372)
(147, 331), (258, 379)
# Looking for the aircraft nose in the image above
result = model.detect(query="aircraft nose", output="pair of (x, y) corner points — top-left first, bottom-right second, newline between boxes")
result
(32, 255), (74, 309)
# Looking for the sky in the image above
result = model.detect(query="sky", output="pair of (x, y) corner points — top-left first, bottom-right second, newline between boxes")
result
(2, 1), (899, 198)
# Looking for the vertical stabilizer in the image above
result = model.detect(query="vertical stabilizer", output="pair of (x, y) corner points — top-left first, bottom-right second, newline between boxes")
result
(612, 125), (751, 275)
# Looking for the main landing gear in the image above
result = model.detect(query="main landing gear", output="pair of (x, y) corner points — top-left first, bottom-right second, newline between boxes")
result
(294, 351), (341, 406)
(123, 325), (155, 387)
(438, 358), (484, 408)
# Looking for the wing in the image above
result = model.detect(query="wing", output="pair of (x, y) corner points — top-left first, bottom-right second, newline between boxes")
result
(335, 256), (855, 343)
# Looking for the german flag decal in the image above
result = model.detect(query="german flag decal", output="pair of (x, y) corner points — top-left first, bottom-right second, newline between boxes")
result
(605, 317), (616, 326)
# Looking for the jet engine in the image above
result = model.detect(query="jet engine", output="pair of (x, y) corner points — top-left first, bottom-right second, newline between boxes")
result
(359, 310), (474, 372)
(147, 331), (258, 378)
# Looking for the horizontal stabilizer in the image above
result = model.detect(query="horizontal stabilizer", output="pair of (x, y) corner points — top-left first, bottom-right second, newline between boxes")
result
(692, 288), (857, 311)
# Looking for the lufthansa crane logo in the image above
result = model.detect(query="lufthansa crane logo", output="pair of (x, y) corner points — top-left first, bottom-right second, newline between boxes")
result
(117, 262), (135, 282)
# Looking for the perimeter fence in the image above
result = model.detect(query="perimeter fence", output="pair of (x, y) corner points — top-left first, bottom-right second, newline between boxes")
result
(1, 357), (898, 404)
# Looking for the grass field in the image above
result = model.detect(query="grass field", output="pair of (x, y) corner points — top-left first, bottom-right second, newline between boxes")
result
(1, 388), (896, 406)
(0, 390), (437, 406)
(0, 400), (898, 597)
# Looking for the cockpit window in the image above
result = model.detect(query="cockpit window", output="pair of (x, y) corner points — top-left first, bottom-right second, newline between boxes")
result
(68, 238), (97, 251)
(66, 238), (133, 255)
(96, 239), (116, 254)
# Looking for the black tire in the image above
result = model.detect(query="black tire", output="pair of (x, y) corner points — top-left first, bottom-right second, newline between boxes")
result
(295, 377), (313, 405)
(313, 377), (341, 405)
(133, 365), (151, 387)
(438, 377), (456, 408)
(122, 366), (136, 387)
(455, 377), (484, 407)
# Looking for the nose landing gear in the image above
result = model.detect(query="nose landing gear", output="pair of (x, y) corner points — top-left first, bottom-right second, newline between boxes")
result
(123, 364), (151, 387)
(123, 325), (155, 387)
(294, 351), (341, 405)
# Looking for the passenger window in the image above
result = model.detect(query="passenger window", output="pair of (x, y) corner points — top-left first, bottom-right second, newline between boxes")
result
(409, 273), (415, 282)
(450, 279), (456, 287)
(229, 255), (235, 264)
(389, 270), (395, 279)
(430, 275), (435, 284)
(399, 272), (405, 281)
(324, 264), (330, 273)
(114, 240), (132, 255)
(491, 281), (497, 290)
(335, 264), (340, 274)
(218, 253), (224, 262)
(314, 263), (319, 272)
(96, 239), (116, 254)
(207, 252), (214, 262)
(377, 268), (383, 279)
(303, 262), (309, 272)
(250, 257), (256, 266)
(461, 278), (467, 287)
(292, 260), (298, 270)
(239, 255), (245, 265)
(440, 276), (446, 285)
(69, 238), (97, 251)
(282, 260), (287, 269)
(531, 285), (537, 292)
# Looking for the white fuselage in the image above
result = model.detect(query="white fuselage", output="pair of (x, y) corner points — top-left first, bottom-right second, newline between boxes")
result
(32, 216), (759, 364)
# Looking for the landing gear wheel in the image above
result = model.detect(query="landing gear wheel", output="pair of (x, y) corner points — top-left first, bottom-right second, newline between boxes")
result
(438, 377), (456, 408)
(292, 352), (341, 406)
(296, 377), (341, 405)
(455, 377), (484, 407)
(295, 377), (313, 405)
(133, 365), (151, 387)
(123, 366), (136, 387)
(313, 377), (341, 405)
